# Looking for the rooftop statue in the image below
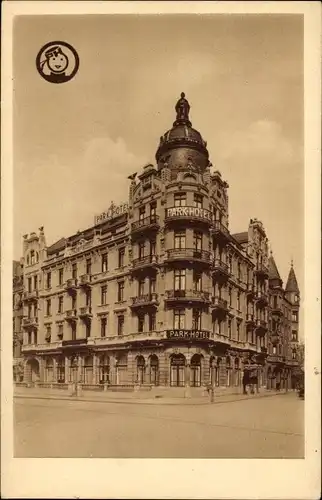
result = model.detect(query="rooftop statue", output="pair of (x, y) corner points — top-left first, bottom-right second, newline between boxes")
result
(175, 92), (190, 122)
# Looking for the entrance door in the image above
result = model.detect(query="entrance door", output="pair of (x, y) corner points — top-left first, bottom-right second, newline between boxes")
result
(190, 354), (202, 387)
(170, 354), (186, 387)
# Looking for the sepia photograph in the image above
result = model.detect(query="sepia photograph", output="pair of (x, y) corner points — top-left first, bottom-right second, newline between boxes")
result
(2, 1), (321, 499)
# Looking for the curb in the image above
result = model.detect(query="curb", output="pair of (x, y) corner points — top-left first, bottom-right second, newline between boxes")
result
(14, 391), (288, 407)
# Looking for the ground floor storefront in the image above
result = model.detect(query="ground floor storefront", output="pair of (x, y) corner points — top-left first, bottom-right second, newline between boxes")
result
(21, 343), (289, 392)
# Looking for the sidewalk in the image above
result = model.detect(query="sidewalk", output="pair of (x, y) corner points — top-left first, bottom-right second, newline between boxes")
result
(14, 387), (290, 406)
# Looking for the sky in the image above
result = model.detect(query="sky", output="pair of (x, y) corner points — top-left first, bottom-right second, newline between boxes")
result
(13, 14), (303, 294)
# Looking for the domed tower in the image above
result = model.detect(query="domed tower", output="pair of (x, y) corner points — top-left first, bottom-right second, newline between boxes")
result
(285, 260), (300, 356)
(156, 92), (209, 178)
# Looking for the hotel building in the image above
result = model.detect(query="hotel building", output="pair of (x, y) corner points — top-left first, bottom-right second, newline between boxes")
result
(14, 94), (300, 393)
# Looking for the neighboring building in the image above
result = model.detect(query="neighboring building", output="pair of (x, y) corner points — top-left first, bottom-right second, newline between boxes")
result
(15, 94), (300, 392)
(13, 260), (24, 381)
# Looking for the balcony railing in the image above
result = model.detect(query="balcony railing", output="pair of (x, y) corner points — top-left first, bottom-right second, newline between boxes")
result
(254, 264), (269, 279)
(255, 292), (269, 307)
(255, 319), (267, 334)
(212, 221), (230, 240)
(131, 293), (159, 308)
(65, 309), (78, 321)
(165, 289), (210, 302)
(79, 274), (92, 287)
(246, 313), (255, 325)
(65, 278), (78, 291)
(271, 304), (283, 315)
(212, 332), (230, 346)
(62, 338), (88, 347)
(22, 317), (38, 328)
(212, 259), (229, 278)
(79, 306), (93, 318)
(131, 215), (160, 233)
(165, 248), (211, 264)
(132, 254), (158, 270)
(23, 290), (39, 301)
(165, 206), (213, 225)
(267, 353), (285, 364)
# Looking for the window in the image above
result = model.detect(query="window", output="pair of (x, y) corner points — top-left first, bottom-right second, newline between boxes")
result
(46, 272), (51, 289)
(85, 323), (91, 338)
(28, 277), (32, 292)
(57, 324), (64, 339)
(138, 279), (145, 297)
(86, 289), (91, 307)
(58, 295), (64, 313)
(193, 271), (202, 291)
(150, 202), (157, 218)
(174, 269), (186, 290)
(174, 192), (186, 207)
(71, 324), (76, 340)
(149, 312), (156, 331)
(228, 319), (232, 339)
(46, 299), (51, 316)
(149, 278), (156, 294)
(273, 295), (278, 308)
(273, 345), (277, 354)
(272, 319), (277, 332)
(174, 230), (186, 249)
(228, 255), (232, 273)
(118, 281), (124, 302)
(118, 248), (125, 268)
(101, 317), (107, 337)
(193, 231), (202, 251)
(45, 326), (51, 342)
(28, 304), (32, 319)
(86, 258), (92, 275)
(28, 331), (32, 344)
(101, 253), (108, 273)
(101, 285), (107, 305)
(193, 194), (203, 208)
(294, 294), (299, 303)
(138, 241), (145, 259)
(138, 314), (145, 332)
(292, 330), (297, 341)
(192, 309), (201, 330)
(292, 349), (297, 360)
(237, 291), (241, 311)
(292, 311), (298, 322)
(72, 263), (77, 279)
(34, 331), (38, 345)
(174, 309), (185, 329)
(150, 240), (156, 255)
(33, 275), (38, 290)
(229, 287), (232, 307)
(236, 322), (240, 341)
(117, 315), (124, 336)
(139, 206), (146, 220)
(30, 250), (35, 265)
(58, 268), (64, 285)
(33, 303), (37, 317)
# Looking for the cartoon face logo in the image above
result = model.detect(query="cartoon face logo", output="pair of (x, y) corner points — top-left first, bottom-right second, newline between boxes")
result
(36, 41), (79, 84)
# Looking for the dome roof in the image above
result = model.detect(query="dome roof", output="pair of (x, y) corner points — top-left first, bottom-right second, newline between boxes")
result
(155, 93), (208, 163)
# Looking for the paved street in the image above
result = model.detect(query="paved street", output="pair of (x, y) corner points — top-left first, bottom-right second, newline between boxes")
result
(14, 392), (304, 458)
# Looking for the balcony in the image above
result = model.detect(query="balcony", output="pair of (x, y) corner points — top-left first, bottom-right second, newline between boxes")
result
(255, 319), (268, 335)
(130, 293), (159, 309)
(212, 332), (230, 346)
(23, 290), (39, 301)
(271, 304), (283, 316)
(267, 353), (285, 364)
(64, 309), (78, 321)
(62, 338), (88, 348)
(165, 206), (212, 226)
(65, 278), (78, 292)
(79, 306), (93, 319)
(164, 289), (210, 304)
(22, 341), (63, 353)
(131, 254), (158, 273)
(131, 215), (160, 237)
(79, 274), (92, 288)
(254, 264), (269, 280)
(212, 259), (229, 282)
(212, 221), (230, 242)
(22, 317), (38, 328)
(164, 248), (211, 266)
(245, 313), (255, 328)
(211, 296), (228, 318)
(255, 292), (269, 308)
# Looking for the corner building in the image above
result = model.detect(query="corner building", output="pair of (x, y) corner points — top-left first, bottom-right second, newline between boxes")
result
(18, 94), (300, 393)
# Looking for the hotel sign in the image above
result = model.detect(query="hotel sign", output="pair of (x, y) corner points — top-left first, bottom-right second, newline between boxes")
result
(166, 329), (210, 340)
(166, 206), (212, 221)
(94, 202), (129, 226)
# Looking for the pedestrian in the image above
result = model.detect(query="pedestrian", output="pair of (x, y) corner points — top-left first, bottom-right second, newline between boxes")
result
(242, 372), (248, 394)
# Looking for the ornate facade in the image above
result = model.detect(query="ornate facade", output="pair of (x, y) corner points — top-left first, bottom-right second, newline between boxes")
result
(14, 94), (300, 393)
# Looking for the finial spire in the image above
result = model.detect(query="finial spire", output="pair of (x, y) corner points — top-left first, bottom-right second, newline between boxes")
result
(291, 258), (294, 268)
(174, 92), (191, 127)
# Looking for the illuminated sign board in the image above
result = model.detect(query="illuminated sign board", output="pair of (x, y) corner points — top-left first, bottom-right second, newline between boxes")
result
(94, 203), (129, 226)
(166, 207), (213, 221)
(166, 329), (210, 340)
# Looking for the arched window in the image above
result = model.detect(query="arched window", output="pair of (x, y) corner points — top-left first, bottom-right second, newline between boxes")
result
(226, 356), (231, 387)
(215, 357), (221, 387)
(83, 356), (93, 384)
(136, 356), (146, 384)
(190, 354), (202, 387)
(57, 356), (65, 383)
(170, 354), (186, 387)
(45, 357), (54, 382)
(99, 354), (110, 384)
(149, 355), (159, 386)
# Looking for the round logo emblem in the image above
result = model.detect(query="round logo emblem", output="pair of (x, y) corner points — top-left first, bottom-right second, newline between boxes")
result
(36, 41), (79, 84)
